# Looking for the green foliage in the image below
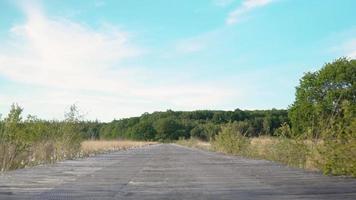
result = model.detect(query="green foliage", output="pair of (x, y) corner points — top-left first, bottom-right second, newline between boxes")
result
(0, 104), (98, 171)
(154, 117), (188, 140)
(317, 102), (356, 176)
(0, 104), (28, 171)
(274, 122), (292, 138)
(129, 121), (156, 140)
(190, 122), (220, 141)
(190, 126), (205, 139)
(271, 138), (309, 168)
(319, 137), (356, 177)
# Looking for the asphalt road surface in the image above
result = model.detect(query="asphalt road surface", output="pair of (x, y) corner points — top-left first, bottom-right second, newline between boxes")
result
(1, 144), (356, 200)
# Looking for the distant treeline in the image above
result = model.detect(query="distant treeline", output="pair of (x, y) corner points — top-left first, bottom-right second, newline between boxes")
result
(98, 109), (289, 141)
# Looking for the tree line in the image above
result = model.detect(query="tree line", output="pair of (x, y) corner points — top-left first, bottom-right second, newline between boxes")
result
(98, 109), (289, 141)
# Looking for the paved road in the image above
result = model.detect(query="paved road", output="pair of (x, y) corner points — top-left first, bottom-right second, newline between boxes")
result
(0, 144), (356, 200)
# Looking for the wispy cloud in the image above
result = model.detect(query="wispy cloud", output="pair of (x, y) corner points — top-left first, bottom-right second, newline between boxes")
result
(1, 1), (141, 92)
(0, 2), (240, 120)
(226, 0), (275, 25)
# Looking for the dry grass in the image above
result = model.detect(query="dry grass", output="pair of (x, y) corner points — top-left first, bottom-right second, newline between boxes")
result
(176, 138), (211, 151)
(249, 136), (278, 156)
(81, 140), (157, 155)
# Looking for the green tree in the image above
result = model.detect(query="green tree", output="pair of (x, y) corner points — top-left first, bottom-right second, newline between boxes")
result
(190, 125), (205, 140)
(289, 58), (356, 137)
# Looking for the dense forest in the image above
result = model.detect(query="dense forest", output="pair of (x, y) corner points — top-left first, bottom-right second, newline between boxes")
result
(98, 109), (289, 141)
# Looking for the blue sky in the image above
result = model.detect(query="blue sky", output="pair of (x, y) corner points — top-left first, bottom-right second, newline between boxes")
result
(0, 0), (355, 121)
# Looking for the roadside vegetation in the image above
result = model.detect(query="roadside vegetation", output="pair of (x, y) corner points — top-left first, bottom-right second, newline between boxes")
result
(0, 104), (84, 171)
(0, 105), (153, 171)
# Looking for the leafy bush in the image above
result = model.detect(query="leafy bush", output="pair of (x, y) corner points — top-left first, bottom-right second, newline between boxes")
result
(0, 104), (84, 171)
(271, 138), (309, 168)
(317, 102), (356, 176)
(213, 122), (250, 155)
(274, 122), (292, 137)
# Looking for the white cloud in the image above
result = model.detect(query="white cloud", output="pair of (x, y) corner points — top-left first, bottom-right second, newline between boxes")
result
(0, 2), (241, 121)
(226, 0), (275, 25)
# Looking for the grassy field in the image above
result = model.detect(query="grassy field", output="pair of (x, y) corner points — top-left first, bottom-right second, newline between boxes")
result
(81, 140), (157, 156)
